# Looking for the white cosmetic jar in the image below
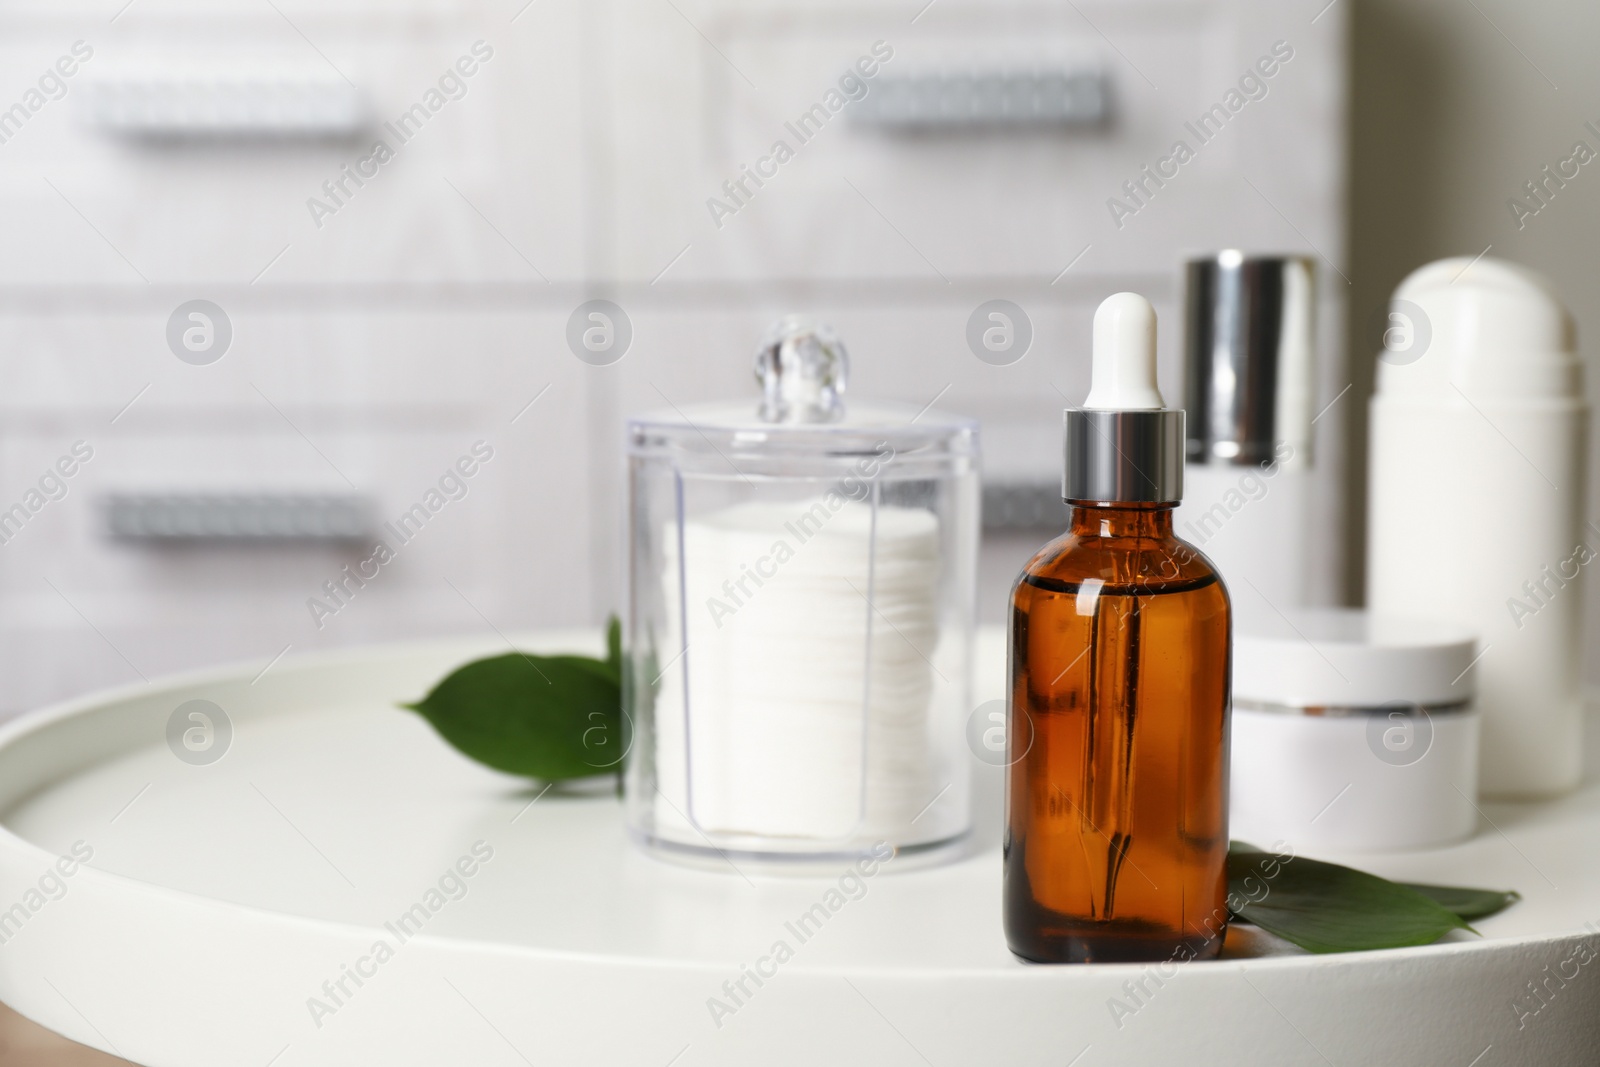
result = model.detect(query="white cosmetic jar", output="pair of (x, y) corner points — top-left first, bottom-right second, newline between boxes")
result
(1230, 608), (1479, 852)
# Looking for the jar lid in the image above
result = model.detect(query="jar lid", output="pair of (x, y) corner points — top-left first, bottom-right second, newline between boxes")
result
(1235, 607), (1477, 709)
(628, 316), (976, 464)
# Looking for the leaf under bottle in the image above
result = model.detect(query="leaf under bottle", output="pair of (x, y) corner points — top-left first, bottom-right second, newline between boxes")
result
(1228, 843), (1519, 953)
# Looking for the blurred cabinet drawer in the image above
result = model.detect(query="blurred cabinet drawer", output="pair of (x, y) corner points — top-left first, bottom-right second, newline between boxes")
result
(0, 303), (595, 713)
(0, 2), (581, 286)
(603, 0), (1337, 285)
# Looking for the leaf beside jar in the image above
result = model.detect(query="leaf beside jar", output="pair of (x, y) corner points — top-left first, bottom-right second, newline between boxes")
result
(402, 651), (623, 782)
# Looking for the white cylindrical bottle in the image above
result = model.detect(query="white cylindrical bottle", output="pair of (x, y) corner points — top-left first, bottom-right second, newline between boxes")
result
(1367, 256), (1588, 798)
(1174, 253), (1323, 622)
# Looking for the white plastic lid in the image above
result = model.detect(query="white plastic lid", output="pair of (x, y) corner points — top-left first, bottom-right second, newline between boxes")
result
(1235, 608), (1477, 708)
(1376, 255), (1579, 402)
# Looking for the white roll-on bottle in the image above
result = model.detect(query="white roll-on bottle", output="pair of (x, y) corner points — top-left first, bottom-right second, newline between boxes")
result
(1367, 256), (1588, 798)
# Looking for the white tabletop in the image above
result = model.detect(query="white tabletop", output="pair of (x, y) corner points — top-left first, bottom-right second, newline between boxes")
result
(0, 628), (1596, 1066)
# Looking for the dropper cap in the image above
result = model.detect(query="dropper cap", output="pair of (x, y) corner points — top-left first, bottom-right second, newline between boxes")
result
(1063, 293), (1185, 503)
(1086, 292), (1165, 409)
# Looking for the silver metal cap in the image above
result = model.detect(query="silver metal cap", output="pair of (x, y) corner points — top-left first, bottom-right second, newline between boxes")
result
(1063, 408), (1185, 503)
(1184, 253), (1316, 467)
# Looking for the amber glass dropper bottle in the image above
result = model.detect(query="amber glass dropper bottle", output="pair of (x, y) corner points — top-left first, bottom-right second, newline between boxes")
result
(1004, 293), (1231, 964)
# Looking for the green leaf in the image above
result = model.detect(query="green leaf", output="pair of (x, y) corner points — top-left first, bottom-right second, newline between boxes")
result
(402, 652), (622, 782)
(1401, 882), (1521, 921)
(1227, 843), (1476, 953)
(603, 614), (623, 684)
(564, 655), (622, 689)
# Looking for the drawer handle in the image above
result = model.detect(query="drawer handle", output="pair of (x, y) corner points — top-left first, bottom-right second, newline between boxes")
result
(104, 493), (375, 544)
(84, 78), (371, 142)
(982, 481), (1070, 532)
(852, 68), (1108, 132)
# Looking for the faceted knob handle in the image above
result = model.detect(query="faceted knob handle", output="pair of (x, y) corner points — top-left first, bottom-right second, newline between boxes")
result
(753, 315), (848, 424)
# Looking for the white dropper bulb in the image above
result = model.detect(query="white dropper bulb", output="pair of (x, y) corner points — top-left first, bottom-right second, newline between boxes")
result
(1084, 292), (1164, 410)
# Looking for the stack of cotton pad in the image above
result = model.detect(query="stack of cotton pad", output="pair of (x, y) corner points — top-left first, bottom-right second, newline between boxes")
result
(652, 498), (942, 845)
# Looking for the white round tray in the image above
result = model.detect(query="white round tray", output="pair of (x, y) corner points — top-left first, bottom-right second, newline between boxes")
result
(0, 628), (1596, 1066)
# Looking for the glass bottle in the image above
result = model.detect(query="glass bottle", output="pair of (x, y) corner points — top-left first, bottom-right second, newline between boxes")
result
(1004, 293), (1231, 963)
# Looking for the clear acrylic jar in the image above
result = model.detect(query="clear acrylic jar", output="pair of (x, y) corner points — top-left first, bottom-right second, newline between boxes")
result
(623, 317), (979, 867)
